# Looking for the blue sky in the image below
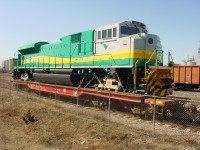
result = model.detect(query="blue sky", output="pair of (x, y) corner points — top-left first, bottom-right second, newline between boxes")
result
(0, 0), (200, 65)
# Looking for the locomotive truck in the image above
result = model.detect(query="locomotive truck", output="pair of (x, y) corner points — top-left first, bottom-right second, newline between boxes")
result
(13, 21), (172, 96)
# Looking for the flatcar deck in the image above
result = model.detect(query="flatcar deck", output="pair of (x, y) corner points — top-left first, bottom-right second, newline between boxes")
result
(11, 80), (175, 107)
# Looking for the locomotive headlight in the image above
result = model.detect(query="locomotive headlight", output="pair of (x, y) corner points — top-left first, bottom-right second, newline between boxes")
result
(136, 33), (146, 38)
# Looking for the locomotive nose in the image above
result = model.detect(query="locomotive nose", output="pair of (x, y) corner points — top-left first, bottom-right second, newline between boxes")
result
(146, 34), (162, 50)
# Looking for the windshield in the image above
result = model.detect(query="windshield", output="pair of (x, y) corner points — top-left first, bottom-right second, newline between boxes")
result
(121, 26), (139, 35)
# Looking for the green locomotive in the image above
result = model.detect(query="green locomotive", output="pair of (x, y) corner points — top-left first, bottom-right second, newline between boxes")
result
(13, 21), (172, 96)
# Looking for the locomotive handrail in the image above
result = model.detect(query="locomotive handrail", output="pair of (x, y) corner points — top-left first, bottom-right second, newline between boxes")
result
(32, 58), (34, 68)
(70, 43), (80, 68)
(144, 49), (156, 79)
(134, 59), (140, 91)
(133, 49), (147, 91)
(55, 57), (56, 68)
(43, 57), (44, 69)
(62, 57), (64, 68)
(49, 57), (50, 68)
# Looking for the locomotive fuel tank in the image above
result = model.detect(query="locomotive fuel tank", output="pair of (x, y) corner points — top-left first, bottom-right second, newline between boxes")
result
(33, 73), (77, 85)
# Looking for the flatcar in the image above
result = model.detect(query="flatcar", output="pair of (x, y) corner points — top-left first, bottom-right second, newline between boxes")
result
(13, 21), (172, 96)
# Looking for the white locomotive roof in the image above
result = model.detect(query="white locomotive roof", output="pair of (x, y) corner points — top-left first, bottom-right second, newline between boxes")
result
(95, 20), (146, 31)
(95, 22), (121, 31)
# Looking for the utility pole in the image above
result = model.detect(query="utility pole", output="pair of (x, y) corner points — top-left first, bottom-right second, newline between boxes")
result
(199, 41), (200, 51)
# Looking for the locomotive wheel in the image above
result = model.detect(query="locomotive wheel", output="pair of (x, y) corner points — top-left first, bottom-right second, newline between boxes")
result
(145, 68), (173, 96)
(91, 99), (108, 110)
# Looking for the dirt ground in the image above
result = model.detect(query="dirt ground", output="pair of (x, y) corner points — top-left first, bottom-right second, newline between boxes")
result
(0, 74), (199, 150)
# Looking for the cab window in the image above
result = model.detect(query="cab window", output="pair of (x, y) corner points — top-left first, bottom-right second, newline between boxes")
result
(113, 28), (117, 37)
(121, 26), (139, 35)
(98, 31), (101, 40)
(107, 29), (112, 38)
(102, 30), (107, 39)
(97, 27), (117, 40)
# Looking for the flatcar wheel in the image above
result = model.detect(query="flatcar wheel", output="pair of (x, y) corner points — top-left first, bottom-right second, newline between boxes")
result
(140, 104), (153, 120)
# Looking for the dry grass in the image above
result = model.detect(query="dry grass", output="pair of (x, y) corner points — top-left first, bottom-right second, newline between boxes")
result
(184, 136), (199, 146)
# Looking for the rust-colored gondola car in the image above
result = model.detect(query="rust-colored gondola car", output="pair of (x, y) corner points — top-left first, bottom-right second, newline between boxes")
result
(172, 65), (200, 90)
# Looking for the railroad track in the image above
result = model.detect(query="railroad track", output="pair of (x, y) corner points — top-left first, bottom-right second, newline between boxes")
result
(173, 90), (200, 101)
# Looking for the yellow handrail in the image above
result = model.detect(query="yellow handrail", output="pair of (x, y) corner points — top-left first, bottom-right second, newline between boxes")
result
(144, 49), (156, 80)
(134, 59), (140, 91)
